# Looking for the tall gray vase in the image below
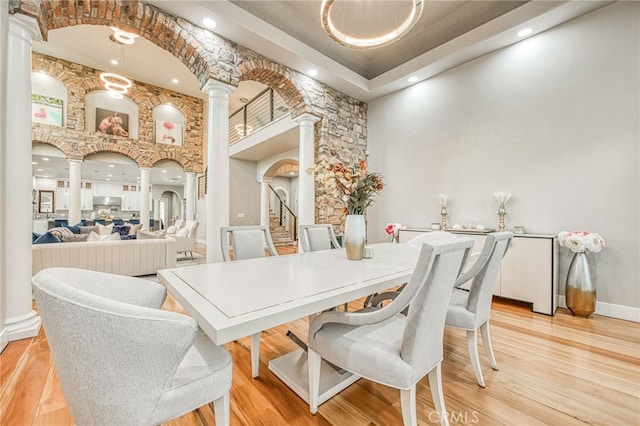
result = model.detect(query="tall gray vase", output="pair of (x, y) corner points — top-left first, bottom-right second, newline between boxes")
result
(566, 252), (596, 317)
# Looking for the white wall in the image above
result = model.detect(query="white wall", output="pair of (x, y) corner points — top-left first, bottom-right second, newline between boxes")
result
(367, 2), (639, 310)
(0, 0), (8, 353)
(230, 158), (260, 225)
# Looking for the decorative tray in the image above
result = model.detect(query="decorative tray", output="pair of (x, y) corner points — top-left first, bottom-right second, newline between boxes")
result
(445, 228), (496, 234)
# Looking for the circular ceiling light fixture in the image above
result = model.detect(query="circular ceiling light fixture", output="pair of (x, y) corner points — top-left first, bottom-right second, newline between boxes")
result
(321, 0), (423, 49)
(100, 72), (132, 97)
(517, 27), (533, 38)
(110, 27), (139, 45)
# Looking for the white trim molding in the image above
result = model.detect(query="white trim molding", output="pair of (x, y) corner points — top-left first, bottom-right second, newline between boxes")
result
(558, 296), (640, 323)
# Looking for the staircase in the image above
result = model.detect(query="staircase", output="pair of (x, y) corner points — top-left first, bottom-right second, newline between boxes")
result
(269, 211), (296, 246)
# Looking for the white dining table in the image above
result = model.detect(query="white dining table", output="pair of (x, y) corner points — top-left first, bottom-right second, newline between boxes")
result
(157, 242), (421, 404)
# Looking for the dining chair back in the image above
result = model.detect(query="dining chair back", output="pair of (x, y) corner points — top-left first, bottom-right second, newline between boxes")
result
(299, 224), (341, 252)
(220, 225), (278, 262)
(308, 238), (474, 426)
(446, 231), (513, 387)
(32, 267), (232, 426)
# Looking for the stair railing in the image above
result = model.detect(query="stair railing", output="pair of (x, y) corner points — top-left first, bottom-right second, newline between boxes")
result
(269, 185), (297, 242)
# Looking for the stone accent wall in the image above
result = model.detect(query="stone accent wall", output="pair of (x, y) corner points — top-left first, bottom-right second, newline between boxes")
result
(32, 53), (204, 172)
(15, 0), (369, 228)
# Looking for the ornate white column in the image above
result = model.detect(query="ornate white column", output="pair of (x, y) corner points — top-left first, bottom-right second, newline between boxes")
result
(153, 199), (160, 221)
(139, 168), (150, 230)
(202, 80), (235, 263)
(3, 14), (42, 341)
(185, 172), (196, 221)
(260, 177), (272, 226)
(67, 159), (82, 225)
(294, 113), (321, 231)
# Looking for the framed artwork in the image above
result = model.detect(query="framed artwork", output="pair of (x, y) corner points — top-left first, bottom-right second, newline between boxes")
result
(31, 94), (63, 126)
(95, 108), (129, 137)
(38, 190), (54, 213)
(155, 120), (183, 146)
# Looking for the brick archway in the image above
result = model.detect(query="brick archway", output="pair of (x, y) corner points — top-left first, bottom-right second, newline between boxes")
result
(32, 133), (74, 158)
(239, 60), (309, 115)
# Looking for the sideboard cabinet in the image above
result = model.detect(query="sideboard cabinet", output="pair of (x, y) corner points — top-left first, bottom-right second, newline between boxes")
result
(398, 229), (558, 315)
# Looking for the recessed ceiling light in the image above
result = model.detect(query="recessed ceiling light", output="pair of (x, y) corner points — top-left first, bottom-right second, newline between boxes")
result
(32, 161), (38, 165)
(517, 28), (533, 38)
(162, 170), (167, 173)
(42, 157), (50, 161)
(110, 59), (118, 65)
(308, 69), (318, 77)
(177, 175), (182, 178)
(203, 18), (216, 29)
(108, 164), (115, 168)
(107, 174), (112, 177)
(106, 178), (111, 181)
(172, 78), (179, 84)
(408, 76), (418, 83)
(239, 97), (249, 104)
(37, 168), (43, 172)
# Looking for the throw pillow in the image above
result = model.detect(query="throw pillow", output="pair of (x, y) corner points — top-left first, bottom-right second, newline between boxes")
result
(97, 223), (114, 235)
(64, 222), (84, 234)
(60, 234), (90, 243)
(49, 227), (74, 240)
(33, 231), (61, 244)
(124, 223), (142, 235)
(87, 231), (122, 242)
(79, 225), (98, 234)
(176, 227), (190, 237)
(111, 225), (131, 237)
(32, 232), (42, 242)
(166, 225), (176, 234)
(137, 229), (167, 239)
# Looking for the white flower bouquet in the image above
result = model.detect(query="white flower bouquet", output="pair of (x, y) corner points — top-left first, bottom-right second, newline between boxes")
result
(558, 230), (605, 253)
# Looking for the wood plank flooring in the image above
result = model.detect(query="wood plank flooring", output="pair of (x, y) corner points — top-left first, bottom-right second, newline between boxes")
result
(2, 245), (639, 425)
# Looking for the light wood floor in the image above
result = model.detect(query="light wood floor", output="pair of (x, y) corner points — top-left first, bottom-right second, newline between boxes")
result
(2, 245), (639, 425)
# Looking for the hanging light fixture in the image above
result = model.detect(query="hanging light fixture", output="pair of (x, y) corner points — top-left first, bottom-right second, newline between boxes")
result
(100, 27), (137, 98)
(321, 0), (423, 49)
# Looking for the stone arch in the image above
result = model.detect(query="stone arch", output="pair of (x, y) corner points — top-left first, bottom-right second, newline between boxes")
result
(36, 0), (217, 87)
(149, 152), (198, 174)
(81, 142), (144, 166)
(262, 158), (299, 179)
(31, 132), (74, 158)
(238, 60), (311, 116)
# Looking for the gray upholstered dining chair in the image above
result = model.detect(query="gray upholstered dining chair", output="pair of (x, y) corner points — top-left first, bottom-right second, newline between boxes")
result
(445, 231), (513, 387)
(32, 267), (232, 426)
(299, 224), (341, 252)
(220, 225), (278, 262)
(220, 225), (278, 378)
(307, 238), (474, 426)
(365, 231), (459, 308)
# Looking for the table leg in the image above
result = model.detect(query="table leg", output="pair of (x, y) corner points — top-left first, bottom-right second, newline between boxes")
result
(251, 332), (260, 378)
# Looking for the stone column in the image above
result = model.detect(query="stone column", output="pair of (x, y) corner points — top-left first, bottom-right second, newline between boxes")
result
(260, 177), (272, 226)
(202, 80), (235, 263)
(67, 159), (82, 225)
(294, 113), (320, 232)
(3, 14), (42, 342)
(185, 172), (196, 221)
(139, 168), (150, 230)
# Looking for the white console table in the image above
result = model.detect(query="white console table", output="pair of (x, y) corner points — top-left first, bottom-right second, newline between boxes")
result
(399, 229), (558, 315)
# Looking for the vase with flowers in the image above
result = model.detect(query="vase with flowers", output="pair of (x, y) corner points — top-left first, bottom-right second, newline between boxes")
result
(385, 222), (403, 243)
(558, 230), (605, 317)
(326, 160), (384, 260)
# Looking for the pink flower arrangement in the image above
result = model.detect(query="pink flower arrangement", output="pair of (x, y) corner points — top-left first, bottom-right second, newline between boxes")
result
(385, 222), (403, 242)
(162, 121), (174, 130)
(558, 230), (605, 253)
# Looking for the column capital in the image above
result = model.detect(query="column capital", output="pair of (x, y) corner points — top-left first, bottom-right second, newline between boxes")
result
(259, 177), (273, 184)
(202, 79), (236, 98)
(294, 113), (321, 125)
(185, 171), (197, 176)
(67, 158), (83, 164)
(9, 14), (43, 43)
(139, 167), (151, 171)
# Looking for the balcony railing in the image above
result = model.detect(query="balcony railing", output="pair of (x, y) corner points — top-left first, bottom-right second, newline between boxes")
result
(228, 88), (289, 145)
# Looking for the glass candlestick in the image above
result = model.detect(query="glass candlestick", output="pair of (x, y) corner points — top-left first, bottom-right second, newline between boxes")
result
(498, 207), (506, 231)
(440, 207), (448, 230)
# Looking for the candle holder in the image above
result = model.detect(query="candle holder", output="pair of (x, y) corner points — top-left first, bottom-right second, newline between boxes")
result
(498, 207), (506, 231)
(440, 207), (448, 230)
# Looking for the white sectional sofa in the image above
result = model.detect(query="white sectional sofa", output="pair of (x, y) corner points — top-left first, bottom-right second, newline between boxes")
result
(32, 238), (177, 277)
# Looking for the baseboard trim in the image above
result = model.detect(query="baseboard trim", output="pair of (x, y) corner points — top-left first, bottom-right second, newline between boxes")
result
(558, 296), (640, 322)
(0, 327), (8, 354)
